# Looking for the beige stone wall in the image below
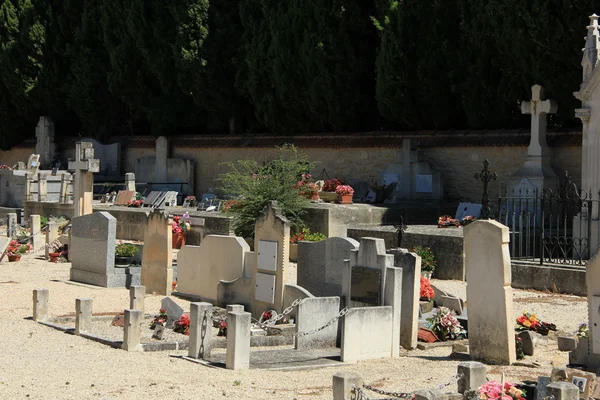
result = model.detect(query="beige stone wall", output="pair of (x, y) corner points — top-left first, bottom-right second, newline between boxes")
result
(0, 147), (36, 167)
(166, 145), (581, 204)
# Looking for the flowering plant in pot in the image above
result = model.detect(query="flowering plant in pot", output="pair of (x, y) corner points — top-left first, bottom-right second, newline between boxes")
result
(172, 214), (191, 249)
(173, 314), (190, 335)
(150, 308), (168, 329)
(289, 228), (326, 261)
(419, 277), (435, 301)
(46, 239), (65, 263)
(335, 185), (354, 204)
(115, 243), (138, 265)
(7, 240), (32, 261)
(294, 173), (319, 200)
(320, 178), (345, 202)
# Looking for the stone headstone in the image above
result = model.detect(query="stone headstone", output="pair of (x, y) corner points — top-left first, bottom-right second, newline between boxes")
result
(177, 236), (249, 303)
(160, 297), (184, 326)
(141, 210), (173, 295)
(68, 141), (100, 217)
(536, 376), (552, 400)
(7, 213), (17, 238)
(464, 220), (516, 365)
(80, 138), (121, 176)
(34, 116), (55, 168)
(297, 237), (359, 298)
(518, 330), (535, 356)
(143, 191), (161, 207)
(125, 172), (136, 192)
(114, 190), (136, 206)
(69, 212), (122, 287)
(162, 191), (178, 207)
(30, 215), (43, 252)
(455, 203), (482, 221)
(388, 248), (421, 350)
(253, 201), (290, 316)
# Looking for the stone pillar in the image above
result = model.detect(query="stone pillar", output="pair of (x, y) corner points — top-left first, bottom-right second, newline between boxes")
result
(7, 213), (17, 238)
(30, 215), (42, 252)
(189, 302), (213, 359)
(141, 210), (173, 296)
(68, 142), (100, 218)
(60, 173), (72, 203)
(464, 220), (516, 365)
(226, 311), (251, 370)
(155, 136), (168, 183)
(38, 173), (48, 202)
(546, 382), (579, 400)
(125, 173), (136, 192)
(332, 372), (363, 400)
(75, 298), (93, 335)
(35, 116), (56, 169)
(122, 309), (143, 352)
(33, 289), (49, 322)
(25, 173), (34, 201)
(45, 221), (60, 258)
(457, 362), (487, 394)
(226, 305), (244, 313)
(384, 266), (402, 357)
(129, 286), (145, 312)
(388, 248), (421, 350)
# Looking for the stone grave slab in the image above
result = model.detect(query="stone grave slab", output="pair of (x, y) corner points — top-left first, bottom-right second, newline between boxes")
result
(161, 297), (184, 326)
(114, 190), (136, 206)
(69, 212), (125, 287)
(161, 191), (178, 207)
(455, 203), (482, 221)
(142, 191), (161, 207)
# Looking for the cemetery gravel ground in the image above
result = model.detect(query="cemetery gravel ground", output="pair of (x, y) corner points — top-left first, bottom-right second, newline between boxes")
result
(0, 255), (586, 400)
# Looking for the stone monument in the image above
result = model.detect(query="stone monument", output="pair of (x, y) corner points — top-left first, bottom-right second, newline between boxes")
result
(35, 116), (56, 169)
(68, 142), (100, 217)
(141, 210), (173, 296)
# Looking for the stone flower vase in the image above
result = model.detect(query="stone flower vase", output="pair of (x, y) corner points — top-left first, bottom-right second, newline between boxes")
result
(289, 243), (298, 262)
(338, 194), (353, 204)
(319, 192), (338, 203)
(8, 254), (21, 262)
(172, 232), (186, 249)
(421, 270), (433, 280)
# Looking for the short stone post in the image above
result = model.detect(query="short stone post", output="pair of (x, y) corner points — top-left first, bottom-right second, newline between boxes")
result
(7, 213), (17, 238)
(33, 289), (49, 322)
(75, 298), (93, 335)
(60, 173), (72, 203)
(129, 286), (145, 312)
(226, 304), (244, 313)
(30, 215), (42, 252)
(45, 221), (60, 258)
(226, 311), (251, 370)
(38, 173), (48, 202)
(25, 173), (34, 201)
(414, 389), (448, 400)
(189, 302), (213, 359)
(122, 309), (143, 352)
(457, 362), (487, 394)
(546, 382), (579, 400)
(332, 372), (363, 400)
(125, 172), (136, 192)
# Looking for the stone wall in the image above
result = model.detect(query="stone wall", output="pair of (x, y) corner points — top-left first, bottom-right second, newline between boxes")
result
(0, 147), (35, 168)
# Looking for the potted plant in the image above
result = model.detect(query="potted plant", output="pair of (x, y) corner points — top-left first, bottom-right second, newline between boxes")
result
(172, 214), (191, 249)
(335, 185), (354, 204)
(289, 228), (327, 261)
(115, 243), (138, 265)
(369, 178), (388, 203)
(46, 239), (64, 263)
(320, 178), (345, 202)
(294, 173), (320, 201)
(419, 277), (435, 314)
(413, 246), (436, 279)
(7, 240), (31, 262)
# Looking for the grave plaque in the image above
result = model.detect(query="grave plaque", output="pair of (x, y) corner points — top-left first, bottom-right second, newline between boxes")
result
(114, 190), (136, 206)
(350, 267), (381, 305)
(384, 173), (399, 186)
(255, 273), (276, 303)
(257, 240), (278, 272)
(416, 174), (433, 193)
(152, 325), (165, 340)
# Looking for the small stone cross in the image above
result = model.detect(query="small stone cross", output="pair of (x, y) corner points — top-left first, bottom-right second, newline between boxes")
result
(68, 142), (100, 217)
(474, 159), (497, 219)
(521, 84), (557, 158)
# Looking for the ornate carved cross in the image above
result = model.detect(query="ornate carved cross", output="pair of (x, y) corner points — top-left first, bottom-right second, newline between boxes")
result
(474, 159), (498, 219)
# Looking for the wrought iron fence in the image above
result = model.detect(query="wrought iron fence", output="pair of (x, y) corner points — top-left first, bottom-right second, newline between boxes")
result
(496, 174), (597, 266)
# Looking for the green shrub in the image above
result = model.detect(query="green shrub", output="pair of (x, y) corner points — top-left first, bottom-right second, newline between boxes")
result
(412, 246), (437, 272)
(115, 243), (138, 257)
(40, 216), (49, 230)
(219, 144), (314, 238)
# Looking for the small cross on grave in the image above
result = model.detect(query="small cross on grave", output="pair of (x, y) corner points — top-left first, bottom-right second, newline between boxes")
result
(521, 84), (557, 158)
(68, 142), (100, 217)
(474, 159), (497, 219)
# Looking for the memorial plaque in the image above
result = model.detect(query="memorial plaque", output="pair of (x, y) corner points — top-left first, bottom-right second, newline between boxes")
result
(416, 174), (433, 193)
(255, 273), (276, 303)
(350, 267), (381, 305)
(257, 240), (278, 272)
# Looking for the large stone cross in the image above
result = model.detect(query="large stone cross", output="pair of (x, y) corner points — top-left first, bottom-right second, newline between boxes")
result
(521, 84), (558, 158)
(68, 142), (100, 217)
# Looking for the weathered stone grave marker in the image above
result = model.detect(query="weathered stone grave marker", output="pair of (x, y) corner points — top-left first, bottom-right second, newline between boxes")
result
(141, 210), (173, 295)
(114, 190), (136, 206)
(161, 297), (184, 326)
(68, 142), (99, 217)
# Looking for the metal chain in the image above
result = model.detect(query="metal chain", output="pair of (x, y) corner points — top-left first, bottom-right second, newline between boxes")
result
(351, 385), (395, 400)
(251, 298), (304, 331)
(294, 307), (349, 337)
(359, 374), (463, 399)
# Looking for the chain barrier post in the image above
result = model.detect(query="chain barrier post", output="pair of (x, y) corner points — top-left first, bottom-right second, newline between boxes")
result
(189, 302), (213, 360)
(333, 372), (363, 400)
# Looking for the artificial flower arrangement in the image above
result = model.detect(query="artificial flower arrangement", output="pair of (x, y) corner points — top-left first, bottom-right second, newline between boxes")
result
(478, 380), (526, 400)
(172, 214), (191, 235)
(0, 164), (12, 170)
(515, 311), (556, 335)
(322, 178), (345, 192)
(438, 215), (460, 228)
(419, 277), (435, 301)
(7, 240), (32, 256)
(515, 334), (525, 360)
(127, 199), (144, 208)
(290, 228), (327, 244)
(184, 196), (197, 206)
(150, 308), (168, 329)
(218, 321), (227, 337)
(426, 307), (466, 341)
(335, 185), (354, 195)
(461, 215), (476, 226)
(173, 314), (190, 335)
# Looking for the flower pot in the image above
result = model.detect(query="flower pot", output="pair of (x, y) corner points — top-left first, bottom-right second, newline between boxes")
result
(115, 256), (133, 266)
(8, 254), (21, 262)
(421, 271), (433, 280)
(338, 194), (353, 204)
(304, 192), (320, 200)
(49, 252), (60, 263)
(172, 233), (186, 249)
(319, 192), (338, 203)
(419, 300), (434, 314)
(289, 243), (298, 262)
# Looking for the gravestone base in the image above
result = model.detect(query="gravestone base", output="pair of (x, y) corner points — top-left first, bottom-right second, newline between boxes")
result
(70, 266), (140, 288)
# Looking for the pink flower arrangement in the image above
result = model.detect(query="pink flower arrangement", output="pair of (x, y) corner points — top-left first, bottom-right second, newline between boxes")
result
(335, 185), (354, 195)
(479, 381), (525, 400)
